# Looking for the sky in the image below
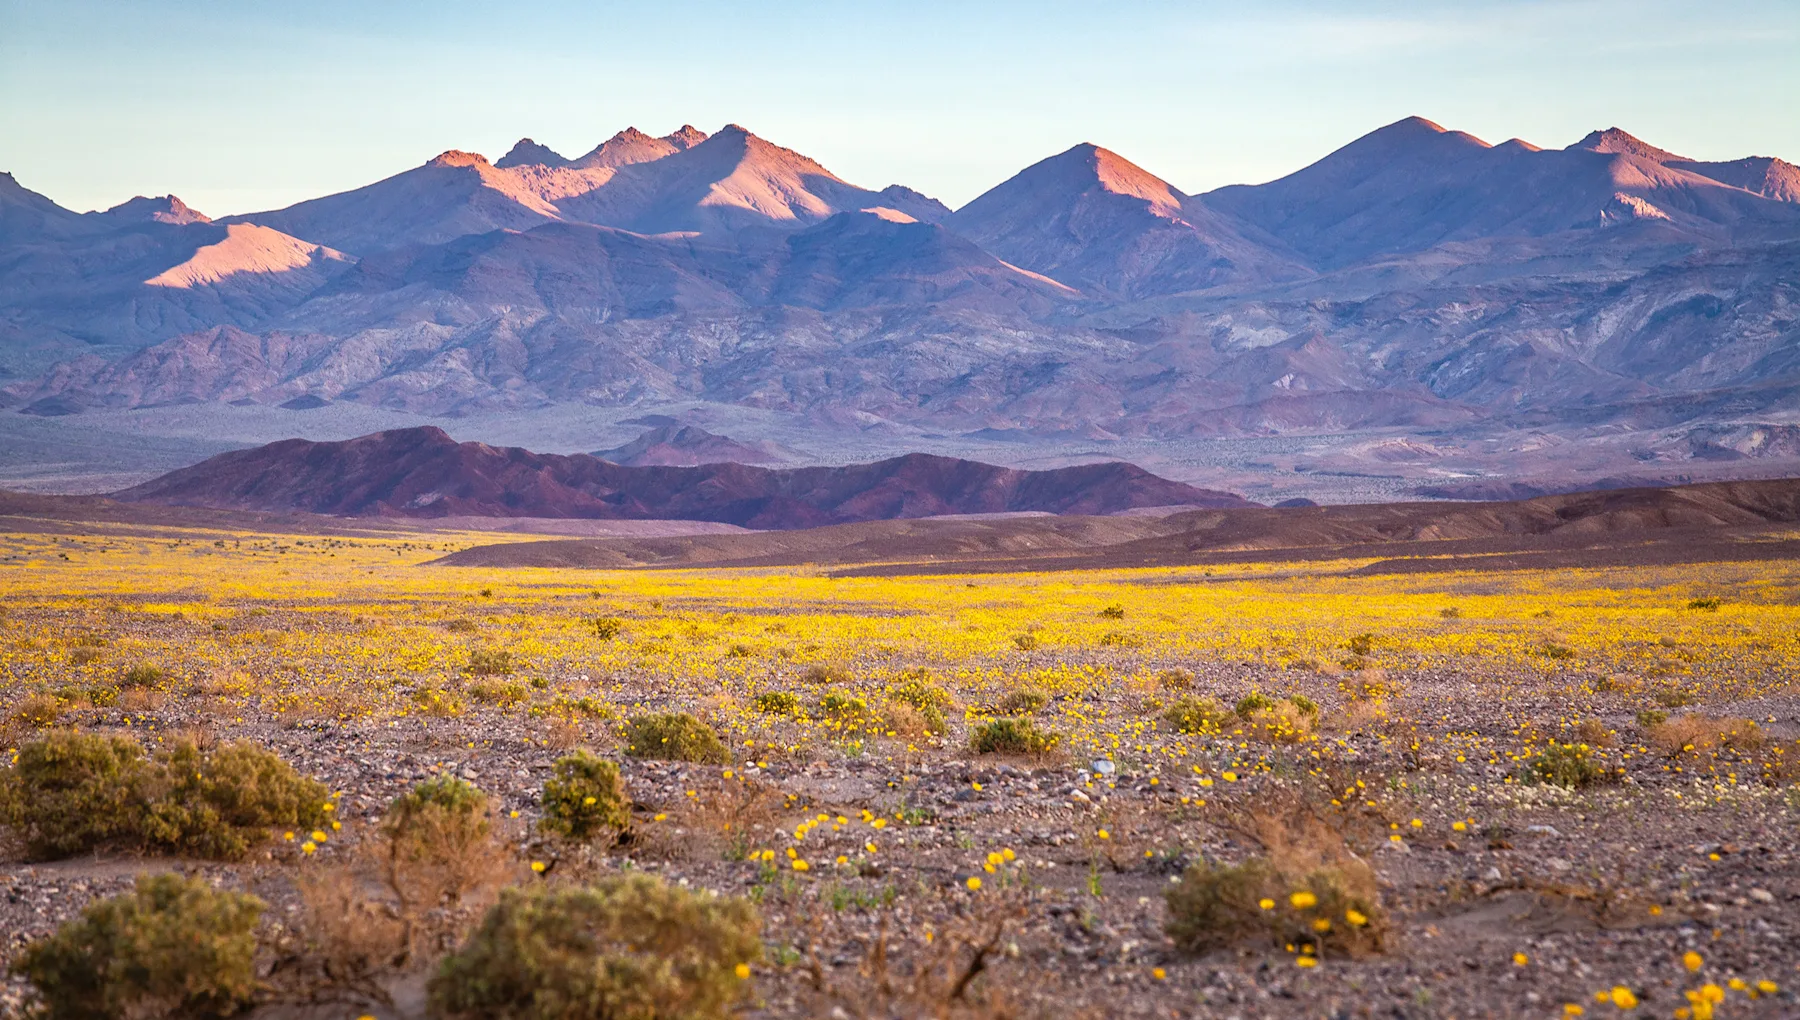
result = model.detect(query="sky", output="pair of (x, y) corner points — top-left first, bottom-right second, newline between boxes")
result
(3, 0), (1797, 217)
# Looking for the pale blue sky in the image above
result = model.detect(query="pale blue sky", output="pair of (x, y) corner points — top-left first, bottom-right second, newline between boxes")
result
(3, 0), (1796, 216)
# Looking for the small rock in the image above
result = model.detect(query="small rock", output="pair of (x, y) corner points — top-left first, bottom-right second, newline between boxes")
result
(1748, 888), (1774, 904)
(1525, 825), (1561, 837)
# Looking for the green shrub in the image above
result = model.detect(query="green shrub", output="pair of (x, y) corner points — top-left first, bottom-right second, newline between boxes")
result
(592, 617), (625, 639)
(0, 732), (327, 861)
(430, 875), (760, 1020)
(1287, 694), (1319, 717)
(1011, 634), (1039, 652)
(120, 663), (163, 688)
(1343, 633), (1375, 657)
(1234, 693), (1276, 719)
(1686, 598), (1721, 612)
(14, 873), (263, 1020)
(0, 732), (152, 858)
(752, 691), (801, 717)
(468, 648), (514, 676)
(623, 713), (729, 764)
(995, 688), (1047, 716)
(1636, 709), (1669, 729)
(540, 750), (630, 841)
(1163, 696), (1230, 735)
(142, 739), (333, 859)
(1523, 742), (1608, 789)
(1097, 604), (1125, 619)
(970, 718), (1057, 756)
(814, 688), (870, 720)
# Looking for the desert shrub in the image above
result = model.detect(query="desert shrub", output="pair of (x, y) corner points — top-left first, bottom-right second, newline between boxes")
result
(380, 775), (506, 907)
(1343, 633), (1375, 657)
(445, 618), (479, 633)
(467, 648), (514, 676)
(1686, 597), (1721, 611)
(623, 713), (730, 764)
(469, 679), (529, 708)
(970, 718), (1057, 756)
(14, 873), (263, 1020)
(120, 663), (164, 688)
(592, 617), (624, 639)
(1163, 696), (1230, 735)
(540, 750), (630, 841)
(1011, 634), (1039, 652)
(429, 875), (760, 1020)
(752, 691), (801, 717)
(1438, 606), (1462, 618)
(1636, 708), (1669, 729)
(995, 688), (1047, 716)
(1523, 742), (1609, 789)
(1541, 642), (1577, 661)
(1097, 604), (1125, 619)
(0, 732), (326, 860)
(1244, 701), (1316, 744)
(0, 731), (152, 858)
(8, 692), (63, 731)
(67, 647), (104, 666)
(1166, 857), (1387, 958)
(1649, 715), (1765, 757)
(814, 688), (870, 720)
(1654, 688), (1698, 709)
(1596, 674), (1643, 694)
(412, 683), (467, 717)
(1287, 694), (1319, 717)
(1572, 718), (1613, 747)
(1234, 693), (1275, 718)
(798, 663), (852, 685)
(1338, 670), (1395, 702)
(886, 677), (951, 733)
(1156, 668), (1194, 692)
(1097, 630), (1141, 648)
(534, 696), (616, 721)
(141, 738), (333, 859)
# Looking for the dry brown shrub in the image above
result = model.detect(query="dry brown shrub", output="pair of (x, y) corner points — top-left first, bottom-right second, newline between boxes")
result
(543, 715), (586, 749)
(1650, 715), (1766, 757)
(1330, 699), (1390, 734)
(1595, 673), (1643, 694)
(1244, 702), (1315, 744)
(633, 773), (781, 863)
(1338, 668), (1397, 702)
(789, 888), (1050, 1020)
(117, 687), (164, 713)
(1573, 718), (1615, 747)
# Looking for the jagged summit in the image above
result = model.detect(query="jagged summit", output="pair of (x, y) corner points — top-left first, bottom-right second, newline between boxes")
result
(1569, 127), (1689, 163)
(495, 138), (570, 169)
(663, 125), (708, 150)
(97, 195), (211, 225)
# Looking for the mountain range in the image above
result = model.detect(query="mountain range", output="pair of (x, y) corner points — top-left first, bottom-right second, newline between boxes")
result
(3, 115), (1798, 492)
(113, 426), (1249, 528)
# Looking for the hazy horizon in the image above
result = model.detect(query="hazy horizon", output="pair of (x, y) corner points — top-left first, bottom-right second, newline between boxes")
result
(3, 0), (1797, 217)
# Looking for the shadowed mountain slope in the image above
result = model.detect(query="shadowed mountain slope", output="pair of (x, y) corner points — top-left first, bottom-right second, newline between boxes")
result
(112, 426), (1252, 527)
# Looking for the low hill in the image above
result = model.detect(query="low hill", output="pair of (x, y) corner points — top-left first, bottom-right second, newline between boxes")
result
(432, 476), (1800, 573)
(111, 427), (1250, 528)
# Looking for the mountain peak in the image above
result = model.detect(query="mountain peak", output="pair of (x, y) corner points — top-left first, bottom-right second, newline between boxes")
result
(1569, 128), (1688, 163)
(570, 128), (685, 170)
(429, 150), (490, 168)
(495, 138), (570, 169)
(98, 194), (211, 225)
(663, 125), (708, 150)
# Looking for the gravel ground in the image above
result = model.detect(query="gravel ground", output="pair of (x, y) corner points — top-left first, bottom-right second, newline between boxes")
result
(3, 653), (1796, 1020)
